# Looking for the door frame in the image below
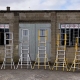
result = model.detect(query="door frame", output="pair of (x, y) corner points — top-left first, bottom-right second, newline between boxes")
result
(19, 23), (51, 61)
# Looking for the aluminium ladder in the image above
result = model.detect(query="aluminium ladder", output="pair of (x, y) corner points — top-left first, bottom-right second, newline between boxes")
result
(69, 37), (80, 71)
(33, 29), (51, 69)
(52, 34), (68, 71)
(16, 29), (32, 69)
(1, 32), (15, 69)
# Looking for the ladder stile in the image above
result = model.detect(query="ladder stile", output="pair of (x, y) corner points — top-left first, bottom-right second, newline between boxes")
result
(16, 29), (32, 69)
(52, 34), (68, 71)
(69, 37), (80, 71)
(33, 29), (51, 69)
(1, 32), (15, 69)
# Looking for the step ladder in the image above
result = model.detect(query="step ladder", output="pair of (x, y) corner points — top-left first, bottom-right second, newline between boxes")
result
(33, 29), (51, 69)
(69, 37), (80, 71)
(52, 34), (68, 71)
(1, 32), (15, 69)
(16, 29), (32, 69)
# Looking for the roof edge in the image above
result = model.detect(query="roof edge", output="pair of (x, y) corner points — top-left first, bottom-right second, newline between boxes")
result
(0, 10), (80, 12)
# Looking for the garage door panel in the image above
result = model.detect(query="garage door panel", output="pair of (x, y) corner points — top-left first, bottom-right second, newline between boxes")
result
(19, 23), (51, 62)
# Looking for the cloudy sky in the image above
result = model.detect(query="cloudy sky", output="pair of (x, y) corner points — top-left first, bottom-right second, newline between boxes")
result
(0, 0), (80, 10)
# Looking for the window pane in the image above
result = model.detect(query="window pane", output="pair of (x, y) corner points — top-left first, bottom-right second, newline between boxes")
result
(5, 29), (9, 32)
(74, 29), (78, 37)
(70, 29), (73, 46)
(0, 26), (9, 45)
(61, 29), (65, 45)
(23, 30), (28, 36)
(73, 29), (78, 45)
(66, 29), (69, 46)
(79, 29), (80, 46)
(40, 29), (45, 36)
(60, 28), (78, 46)
(60, 24), (80, 46)
(0, 29), (4, 45)
(61, 29), (65, 33)
(61, 34), (64, 45)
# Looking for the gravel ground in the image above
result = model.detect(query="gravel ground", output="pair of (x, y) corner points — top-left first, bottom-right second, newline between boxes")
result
(0, 68), (80, 80)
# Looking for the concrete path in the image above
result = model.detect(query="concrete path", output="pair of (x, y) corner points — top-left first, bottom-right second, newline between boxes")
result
(0, 69), (80, 80)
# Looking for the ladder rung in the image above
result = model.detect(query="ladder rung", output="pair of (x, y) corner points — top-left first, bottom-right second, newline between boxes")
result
(71, 67), (80, 69)
(58, 50), (65, 51)
(39, 36), (46, 37)
(76, 59), (80, 60)
(38, 46), (46, 47)
(18, 64), (31, 65)
(54, 66), (67, 67)
(5, 56), (12, 58)
(5, 57), (12, 59)
(21, 53), (29, 55)
(37, 57), (46, 58)
(58, 58), (64, 59)
(75, 63), (80, 64)
(6, 51), (12, 52)
(5, 39), (13, 40)
(76, 51), (80, 52)
(5, 48), (13, 49)
(6, 45), (13, 46)
(5, 55), (12, 57)
(6, 47), (12, 49)
(58, 54), (65, 55)
(21, 45), (29, 46)
(58, 60), (65, 61)
(38, 53), (45, 54)
(39, 49), (46, 50)
(22, 49), (29, 50)
(35, 65), (49, 66)
(21, 57), (30, 58)
(39, 42), (46, 44)
(57, 46), (65, 47)
(76, 55), (80, 56)
(55, 62), (65, 63)
(21, 61), (31, 63)
(20, 61), (30, 63)
(5, 53), (12, 56)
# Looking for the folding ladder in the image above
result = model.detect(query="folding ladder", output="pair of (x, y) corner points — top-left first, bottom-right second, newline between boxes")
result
(1, 32), (15, 69)
(33, 29), (51, 69)
(69, 37), (80, 71)
(16, 29), (32, 69)
(52, 34), (68, 71)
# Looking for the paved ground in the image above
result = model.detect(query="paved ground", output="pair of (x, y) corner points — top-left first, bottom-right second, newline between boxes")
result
(0, 69), (80, 80)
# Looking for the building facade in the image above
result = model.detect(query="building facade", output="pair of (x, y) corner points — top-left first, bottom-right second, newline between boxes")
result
(0, 7), (80, 63)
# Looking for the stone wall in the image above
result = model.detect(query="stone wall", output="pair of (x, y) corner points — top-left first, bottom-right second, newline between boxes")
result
(56, 12), (80, 63)
(0, 11), (80, 63)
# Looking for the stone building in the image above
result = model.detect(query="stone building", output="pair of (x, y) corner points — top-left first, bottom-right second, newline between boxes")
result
(0, 7), (80, 64)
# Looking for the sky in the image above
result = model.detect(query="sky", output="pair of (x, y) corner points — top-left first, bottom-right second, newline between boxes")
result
(0, 0), (80, 10)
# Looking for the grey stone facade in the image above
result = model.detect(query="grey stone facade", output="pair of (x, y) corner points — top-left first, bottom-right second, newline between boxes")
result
(0, 8), (80, 63)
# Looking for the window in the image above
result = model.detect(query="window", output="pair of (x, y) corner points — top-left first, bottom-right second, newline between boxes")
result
(60, 24), (80, 46)
(22, 29), (29, 45)
(0, 24), (9, 45)
(40, 29), (45, 37)
(23, 29), (28, 36)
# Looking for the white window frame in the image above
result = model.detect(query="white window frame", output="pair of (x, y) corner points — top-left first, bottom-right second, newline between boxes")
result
(0, 24), (9, 45)
(60, 24), (80, 46)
